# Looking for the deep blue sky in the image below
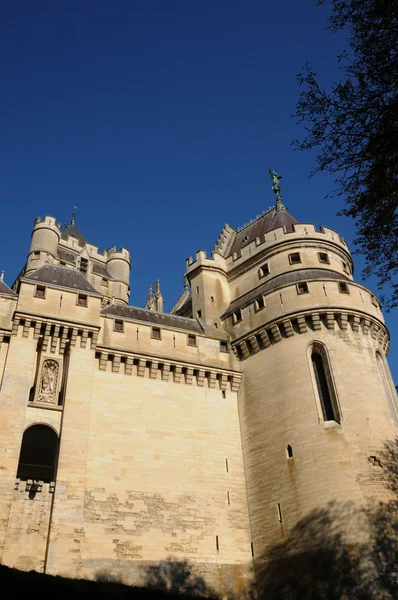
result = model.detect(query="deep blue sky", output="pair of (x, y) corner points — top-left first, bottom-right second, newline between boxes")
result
(1, 1), (396, 381)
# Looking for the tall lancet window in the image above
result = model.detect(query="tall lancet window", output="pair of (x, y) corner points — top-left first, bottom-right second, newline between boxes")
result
(376, 352), (398, 426)
(311, 344), (341, 423)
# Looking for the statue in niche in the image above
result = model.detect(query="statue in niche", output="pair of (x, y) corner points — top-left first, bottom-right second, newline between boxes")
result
(37, 359), (59, 404)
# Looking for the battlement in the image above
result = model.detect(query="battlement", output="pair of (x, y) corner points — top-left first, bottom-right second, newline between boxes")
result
(106, 246), (131, 261)
(186, 249), (227, 272)
(33, 216), (61, 229)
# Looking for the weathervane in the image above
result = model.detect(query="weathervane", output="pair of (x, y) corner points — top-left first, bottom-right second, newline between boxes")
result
(268, 167), (284, 211)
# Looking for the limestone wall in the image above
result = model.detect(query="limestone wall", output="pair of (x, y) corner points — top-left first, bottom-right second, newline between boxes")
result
(238, 324), (398, 571)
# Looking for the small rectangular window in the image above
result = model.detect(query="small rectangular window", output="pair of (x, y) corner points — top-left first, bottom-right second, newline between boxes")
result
(35, 285), (46, 299)
(60, 261), (66, 266)
(297, 282), (309, 295)
(232, 309), (242, 324)
(211, 296), (214, 303)
(255, 296), (265, 311)
(187, 334), (197, 347)
(197, 309), (202, 319)
(77, 294), (88, 307)
(151, 326), (161, 340)
(32, 251), (40, 260)
(220, 340), (228, 353)
(79, 258), (88, 276)
(259, 263), (270, 278)
(114, 319), (124, 332)
(342, 261), (350, 274)
(102, 277), (108, 286)
(371, 293), (379, 307)
(196, 286), (199, 294)
(338, 282), (350, 294)
(318, 252), (330, 264)
(289, 252), (301, 265)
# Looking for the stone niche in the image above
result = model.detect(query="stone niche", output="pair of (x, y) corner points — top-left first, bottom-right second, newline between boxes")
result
(33, 356), (63, 407)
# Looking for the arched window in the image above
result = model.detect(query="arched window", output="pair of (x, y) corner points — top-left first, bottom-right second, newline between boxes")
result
(376, 352), (398, 425)
(311, 344), (340, 423)
(17, 425), (59, 483)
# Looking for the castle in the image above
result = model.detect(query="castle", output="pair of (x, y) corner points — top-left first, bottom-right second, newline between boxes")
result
(0, 176), (397, 598)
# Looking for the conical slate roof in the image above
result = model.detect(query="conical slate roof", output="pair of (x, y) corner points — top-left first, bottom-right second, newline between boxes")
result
(61, 223), (88, 246)
(226, 205), (299, 258)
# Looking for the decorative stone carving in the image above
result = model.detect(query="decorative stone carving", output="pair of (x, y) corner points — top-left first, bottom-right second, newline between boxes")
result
(37, 359), (59, 404)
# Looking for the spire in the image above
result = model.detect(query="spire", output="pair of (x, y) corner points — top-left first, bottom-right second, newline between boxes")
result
(154, 279), (164, 313)
(268, 167), (285, 212)
(146, 284), (155, 311)
(71, 205), (77, 225)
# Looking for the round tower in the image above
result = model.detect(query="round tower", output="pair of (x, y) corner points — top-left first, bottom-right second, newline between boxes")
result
(106, 246), (131, 304)
(25, 216), (61, 273)
(222, 205), (397, 592)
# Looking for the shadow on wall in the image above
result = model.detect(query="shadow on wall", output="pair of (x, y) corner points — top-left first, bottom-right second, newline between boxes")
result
(256, 437), (398, 600)
(95, 559), (217, 598)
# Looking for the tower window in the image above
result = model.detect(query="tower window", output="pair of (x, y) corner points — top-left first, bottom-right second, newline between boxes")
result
(318, 252), (330, 264)
(35, 285), (46, 299)
(220, 340), (228, 353)
(187, 334), (197, 347)
(297, 282), (309, 294)
(338, 282), (350, 294)
(342, 261), (350, 274)
(32, 251), (40, 260)
(77, 294), (88, 307)
(102, 278), (108, 286)
(151, 326), (161, 340)
(286, 445), (293, 459)
(311, 347), (340, 423)
(259, 263), (270, 278)
(197, 310), (202, 319)
(196, 286), (200, 294)
(114, 319), (124, 333)
(289, 252), (301, 265)
(79, 258), (88, 276)
(370, 293), (379, 308)
(255, 296), (265, 311)
(232, 309), (242, 324)
(17, 425), (59, 483)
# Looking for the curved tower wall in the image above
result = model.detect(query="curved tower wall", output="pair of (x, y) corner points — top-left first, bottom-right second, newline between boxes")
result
(105, 247), (131, 304)
(222, 224), (397, 576)
(26, 217), (61, 274)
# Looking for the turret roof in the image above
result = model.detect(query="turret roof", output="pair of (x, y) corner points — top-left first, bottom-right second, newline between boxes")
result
(222, 268), (350, 317)
(0, 279), (17, 297)
(61, 223), (88, 246)
(23, 265), (100, 294)
(226, 206), (298, 258)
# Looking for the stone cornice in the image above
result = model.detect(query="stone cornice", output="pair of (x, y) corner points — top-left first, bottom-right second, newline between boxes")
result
(95, 345), (242, 391)
(231, 307), (390, 360)
(11, 312), (100, 353)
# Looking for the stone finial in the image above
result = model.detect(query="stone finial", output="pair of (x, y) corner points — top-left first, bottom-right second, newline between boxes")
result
(146, 284), (155, 311)
(184, 274), (189, 290)
(0, 270), (4, 281)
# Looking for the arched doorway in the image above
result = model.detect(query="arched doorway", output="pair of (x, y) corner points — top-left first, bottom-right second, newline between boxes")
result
(17, 425), (59, 482)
